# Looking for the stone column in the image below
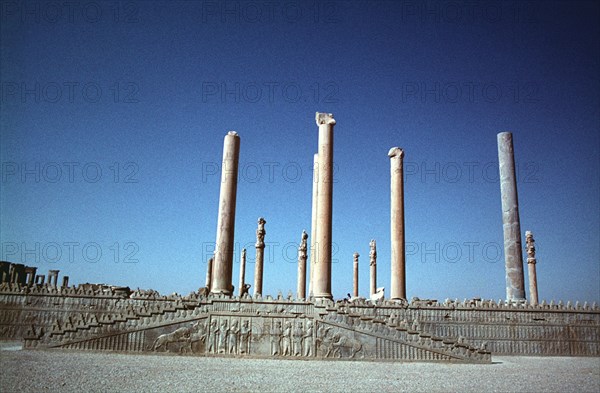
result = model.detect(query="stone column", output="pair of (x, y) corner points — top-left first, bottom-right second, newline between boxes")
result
(308, 153), (319, 298)
(369, 240), (377, 297)
(313, 112), (336, 299)
(62, 276), (69, 288)
(205, 257), (213, 291)
(253, 217), (266, 297)
(297, 230), (308, 299)
(497, 132), (526, 301)
(526, 231), (539, 306)
(389, 147), (406, 300)
(211, 131), (241, 295)
(48, 270), (59, 287)
(238, 249), (246, 297)
(353, 252), (359, 298)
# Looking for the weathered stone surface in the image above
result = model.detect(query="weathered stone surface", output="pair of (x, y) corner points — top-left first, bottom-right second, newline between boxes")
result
(211, 131), (241, 296)
(313, 112), (335, 300)
(497, 132), (526, 301)
(389, 147), (406, 300)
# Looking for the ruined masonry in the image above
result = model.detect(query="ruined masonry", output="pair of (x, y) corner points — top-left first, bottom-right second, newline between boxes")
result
(1, 115), (598, 362)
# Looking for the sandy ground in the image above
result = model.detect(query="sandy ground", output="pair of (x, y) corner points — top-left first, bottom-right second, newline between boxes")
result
(1, 342), (598, 393)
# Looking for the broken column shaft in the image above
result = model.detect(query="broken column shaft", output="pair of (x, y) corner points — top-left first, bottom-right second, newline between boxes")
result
(497, 132), (526, 301)
(205, 257), (213, 291)
(211, 131), (240, 295)
(353, 252), (359, 298)
(389, 147), (406, 300)
(313, 112), (336, 299)
(238, 249), (246, 297)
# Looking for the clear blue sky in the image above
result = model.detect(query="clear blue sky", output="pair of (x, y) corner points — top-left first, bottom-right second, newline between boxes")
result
(1, 0), (598, 302)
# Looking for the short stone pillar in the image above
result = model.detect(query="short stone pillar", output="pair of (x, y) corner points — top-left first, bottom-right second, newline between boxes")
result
(35, 275), (45, 285)
(389, 147), (406, 300)
(309, 153), (319, 298)
(526, 231), (539, 306)
(211, 131), (241, 296)
(253, 217), (266, 297)
(62, 276), (69, 288)
(353, 252), (359, 298)
(497, 132), (526, 301)
(47, 270), (59, 287)
(24, 267), (37, 286)
(369, 240), (377, 297)
(238, 249), (246, 297)
(205, 257), (213, 291)
(297, 230), (308, 299)
(313, 112), (336, 299)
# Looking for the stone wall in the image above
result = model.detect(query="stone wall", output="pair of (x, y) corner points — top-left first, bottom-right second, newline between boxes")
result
(1, 284), (598, 359)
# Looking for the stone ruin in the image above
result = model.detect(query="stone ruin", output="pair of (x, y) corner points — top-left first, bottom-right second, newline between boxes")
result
(1, 113), (598, 362)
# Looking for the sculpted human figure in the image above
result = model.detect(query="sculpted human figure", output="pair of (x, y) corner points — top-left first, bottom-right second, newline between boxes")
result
(282, 321), (292, 356)
(208, 319), (218, 353)
(217, 319), (228, 353)
(228, 320), (239, 354)
(303, 321), (314, 357)
(270, 321), (282, 356)
(293, 322), (303, 356)
(239, 320), (251, 354)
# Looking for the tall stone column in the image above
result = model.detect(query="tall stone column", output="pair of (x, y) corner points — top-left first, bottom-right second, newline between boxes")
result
(297, 230), (308, 299)
(205, 257), (213, 290)
(211, 131), (241, 295)
(526, 231), (539, 306)
(369, 240), (377, 297)
(497, 132), (526, 301)
(253, 217), (266, 297)
(353, 252), (359, 298)
(238, 248), (247, 297)
(313, 112), (336, 299)
(308, 153), (319, 298)
(388, 147), (406, 300)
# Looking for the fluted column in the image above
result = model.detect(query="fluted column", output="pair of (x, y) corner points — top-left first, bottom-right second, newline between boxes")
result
(369, 240), (377, 297)
(211, 131), (241, 295)
(389, 147), (406, 300)
(497, 132), (526, 301)
(297, 230), (308, 299)
(313, 112), (336, 300)
(353, 252), (359, 298)
(238, 248), (246, 297)
(308, 153), (319, 298)
(526, 231), (538, 306)
(253, 217), (266, 297)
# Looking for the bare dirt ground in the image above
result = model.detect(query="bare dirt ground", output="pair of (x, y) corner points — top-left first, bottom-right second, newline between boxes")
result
(1, 343), (598, 392)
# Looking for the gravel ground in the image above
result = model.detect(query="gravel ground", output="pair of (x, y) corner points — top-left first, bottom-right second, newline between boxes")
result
(1, 343), (598, 393)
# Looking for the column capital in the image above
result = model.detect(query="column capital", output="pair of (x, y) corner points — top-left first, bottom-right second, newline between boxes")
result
(227, 131), (239, 137)
(388, 147), (404, 159)
(315, 112), (336, 126)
